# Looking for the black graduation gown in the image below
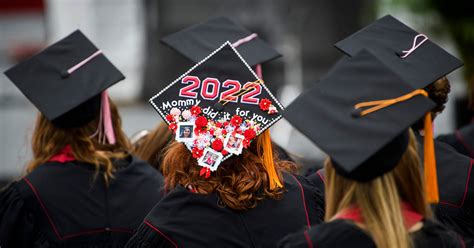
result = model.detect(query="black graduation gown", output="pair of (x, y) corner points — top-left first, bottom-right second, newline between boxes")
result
(416, 135), (474, 245)
(125, 172), (324, 248)
(307, 169), (325, 200)
(273, 143), (294, 162)
(277, 219), (464, 248)
(437, 123), (474, 158)
(0, 155), (164, 248)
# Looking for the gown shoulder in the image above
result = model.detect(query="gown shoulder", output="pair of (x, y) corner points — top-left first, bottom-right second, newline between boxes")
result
(278, 219), (464, 248)
(126, 172), (325, 247)
(0, 181), (36, 248)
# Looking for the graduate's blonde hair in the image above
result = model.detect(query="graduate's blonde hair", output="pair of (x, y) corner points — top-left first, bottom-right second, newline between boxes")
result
(324, 130), (432, 248)
(26, 97), (130, 184)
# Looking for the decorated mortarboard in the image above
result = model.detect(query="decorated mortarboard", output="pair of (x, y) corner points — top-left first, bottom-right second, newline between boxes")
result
(5, 30), (124, 144)
(283, 49), (440, 202)
(150, 42), (283, 184)
(161, 16), (281, 68)
(335, 15), (463, 89)
(5, 30), (124, 131)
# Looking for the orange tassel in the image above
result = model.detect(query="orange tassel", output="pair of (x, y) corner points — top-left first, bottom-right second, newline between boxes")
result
(423, 112), (439, 203)
(353, 89), (439, 203)
(259, 130), (283, 189)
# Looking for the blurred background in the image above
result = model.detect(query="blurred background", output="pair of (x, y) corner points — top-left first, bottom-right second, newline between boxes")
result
(0, 0), (472, 186)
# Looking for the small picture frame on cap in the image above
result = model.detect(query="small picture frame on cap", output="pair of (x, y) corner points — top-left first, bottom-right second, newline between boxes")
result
(176, 122), (196, 143)
(198, 148), (223, 171)
(224, 133), (245, 155)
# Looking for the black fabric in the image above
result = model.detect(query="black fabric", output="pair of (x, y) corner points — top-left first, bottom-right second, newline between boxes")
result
(4, 30), (125, 127)
(416, 135), (473, 206)
(436, 204), (474, 247)
(438, 123), (474, 158)
(0, 155), (164, 248)
(273, 142), (294, 162)
(161, 16), (281, 67)
(150, 43), (282, 131)
(125, 172), (324, 248)
(421, 135), (474, 246)
(307, 168), (326, 199)
(278, 219), (463, 248)
(283, 49), (435, 181)
(332, 131), (409, 182)
(51, 94), (101, 128)
(335, 15), (463, 89)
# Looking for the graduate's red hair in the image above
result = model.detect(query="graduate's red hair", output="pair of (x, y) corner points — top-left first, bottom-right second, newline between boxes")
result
(161, 130), (296, 210)
(26, 98), (130, 183)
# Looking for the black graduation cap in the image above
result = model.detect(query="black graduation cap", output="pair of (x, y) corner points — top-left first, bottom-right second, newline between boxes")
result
(161, 16), (281, 67)
(335, 15), (463, 89)
(150, 42), (283, 176)
(4, 30), (125, 128)
(283, 49), (436, 181)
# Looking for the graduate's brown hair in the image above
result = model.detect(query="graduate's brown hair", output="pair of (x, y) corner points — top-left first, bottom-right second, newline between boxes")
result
(26, 98), (130, 183)
(161, 130), (296, 210)
(324, 130), (432, 248)
(412, 77), (450, 130)
(133, 122), (175, 171)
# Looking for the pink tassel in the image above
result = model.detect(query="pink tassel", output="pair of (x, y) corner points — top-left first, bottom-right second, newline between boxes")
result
(231, 34), (262, 80)
(255, 64), (263, 79)
(399, 34), (428, 59)
(232, 33), (258, 47)
(101, 91), (116, 144)
(67, 50), (102, 74)
(68, 50), (115, 145)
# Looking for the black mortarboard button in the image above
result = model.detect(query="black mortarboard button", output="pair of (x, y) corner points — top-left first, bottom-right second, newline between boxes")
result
(335, 15), (463, 89)
(60, 70), (70, 78)
(213, 102), (225, 111)
(149, 42), (283, 172)
(161, 17), (281, 67)
(283, 49), (436, 181)
(351, 107), (363, 118)
(4, 30), (125, 128)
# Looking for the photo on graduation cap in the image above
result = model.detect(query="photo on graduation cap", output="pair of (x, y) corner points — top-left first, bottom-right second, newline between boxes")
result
(224, 133), (245, 155)
(176, 122), (195, 142)
(198, 147), (223, 171)
(150, 41), (283, 176)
